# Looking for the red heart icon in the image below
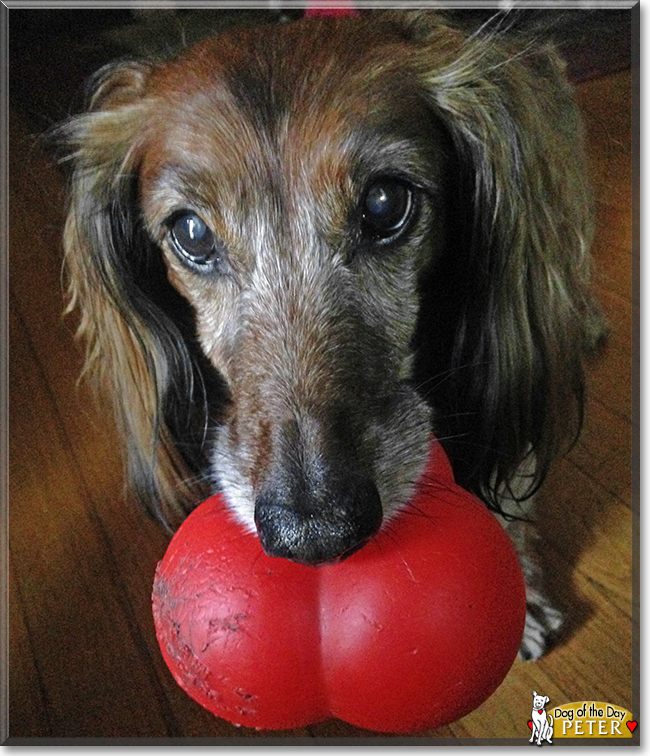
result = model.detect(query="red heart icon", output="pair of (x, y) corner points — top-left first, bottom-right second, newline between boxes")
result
(527, 720), (533, 730)
(627, 721), (637, 733)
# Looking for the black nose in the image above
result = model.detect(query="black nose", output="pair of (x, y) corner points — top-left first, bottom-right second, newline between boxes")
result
(254, 475), (383, 566)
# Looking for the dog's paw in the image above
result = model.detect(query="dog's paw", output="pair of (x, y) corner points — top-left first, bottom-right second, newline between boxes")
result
(519, 588), (565, 661)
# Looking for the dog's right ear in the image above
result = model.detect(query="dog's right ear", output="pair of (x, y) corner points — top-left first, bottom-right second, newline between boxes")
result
(56, 60), (212, 529)
(58, 59), (154, 324)
(60, 60), (153, 181)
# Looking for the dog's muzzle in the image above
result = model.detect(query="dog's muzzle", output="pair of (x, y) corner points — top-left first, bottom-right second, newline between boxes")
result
(254, 473), (383, 566)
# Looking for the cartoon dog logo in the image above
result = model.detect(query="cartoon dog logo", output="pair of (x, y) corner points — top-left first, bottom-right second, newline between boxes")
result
(529, 691), (554, 745)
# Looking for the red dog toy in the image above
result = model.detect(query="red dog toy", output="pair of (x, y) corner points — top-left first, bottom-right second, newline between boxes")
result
(152, 438), (526, 733)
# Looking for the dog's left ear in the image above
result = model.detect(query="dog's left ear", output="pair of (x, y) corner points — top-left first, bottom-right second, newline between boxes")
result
(396, 12), (604, 509)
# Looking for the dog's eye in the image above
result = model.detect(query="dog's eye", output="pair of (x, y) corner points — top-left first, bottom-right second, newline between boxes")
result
(169, 212), (220, 269)
(361, 179), (414, 241)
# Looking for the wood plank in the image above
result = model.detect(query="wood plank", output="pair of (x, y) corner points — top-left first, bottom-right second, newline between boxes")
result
(570, 396), (631, 504)
(8, 561), (51, 737)
(9, 303), (178, 737)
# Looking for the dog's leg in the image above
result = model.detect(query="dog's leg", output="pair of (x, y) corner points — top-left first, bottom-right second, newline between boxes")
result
(502, 513), (564, 661)
(537, 720), (545, 746)
(495, 457), (565, 660)
(509, 513), (565, 660)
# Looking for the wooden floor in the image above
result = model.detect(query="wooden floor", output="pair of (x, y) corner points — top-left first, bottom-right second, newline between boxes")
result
(7, 49), (635, 743)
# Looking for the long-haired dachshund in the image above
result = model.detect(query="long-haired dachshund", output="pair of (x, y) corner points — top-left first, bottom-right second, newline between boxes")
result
(58, 10), (603, 661)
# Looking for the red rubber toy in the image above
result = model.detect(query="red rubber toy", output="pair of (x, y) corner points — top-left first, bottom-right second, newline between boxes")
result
(152, 438), (526, 733)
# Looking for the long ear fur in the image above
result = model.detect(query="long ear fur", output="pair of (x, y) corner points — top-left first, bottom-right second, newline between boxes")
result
(401, 12), (604, 512)
(57, 61), (220, 528)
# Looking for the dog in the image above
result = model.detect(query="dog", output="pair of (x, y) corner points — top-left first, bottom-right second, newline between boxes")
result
(530, 692), (554, 745)
(57, 10), (603, 661)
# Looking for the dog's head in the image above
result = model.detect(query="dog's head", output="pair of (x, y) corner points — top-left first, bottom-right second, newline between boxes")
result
(60, 11), (597, 564)
(532, 692), (550, 710)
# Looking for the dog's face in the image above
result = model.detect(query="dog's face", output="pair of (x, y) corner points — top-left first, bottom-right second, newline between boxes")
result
(63, 11), (596, 568)
(135, 19), (450, 562)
